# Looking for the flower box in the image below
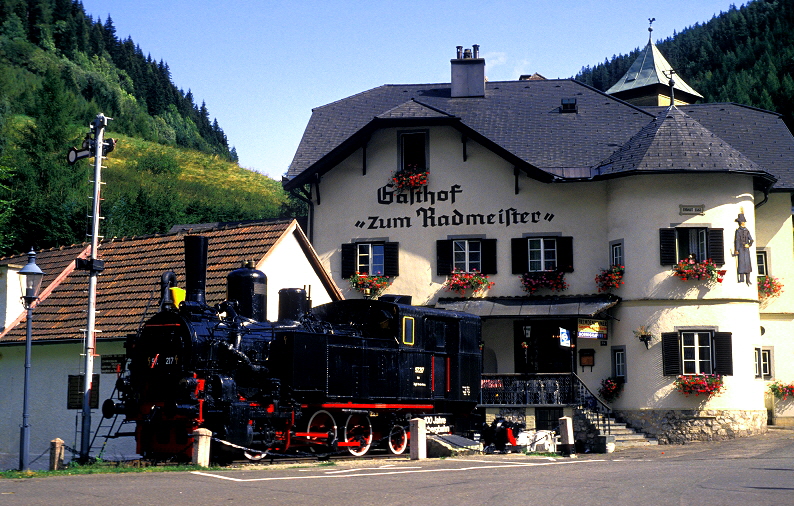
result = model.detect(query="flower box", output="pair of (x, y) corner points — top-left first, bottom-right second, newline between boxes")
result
(672, 257), (726, 283)
(348, 272), (391, 299)
(595, 265), (624, 292)
(445, 268), (493, 296)
(674, 374), (724, 397)
(758, 275), (784, 300)
(769, 381), (794, 400)
(519, 271), (568, 294)
(391, 165), (429, 191)
(598, 377), (623, 402)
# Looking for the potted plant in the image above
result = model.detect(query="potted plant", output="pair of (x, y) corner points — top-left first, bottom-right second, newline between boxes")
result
(595, 265), (624, 292)
(758, 275), (784, 301)
(674, 374), (724, 398)
(633, 325), (653, 348)
(348, 271), (392, 299)
(672, 256), (727, 283)
(519, 270), (568, 294)
(445, 268), (494, 296)
(391, 164), (429, 191)
(598, 377), (624, 402)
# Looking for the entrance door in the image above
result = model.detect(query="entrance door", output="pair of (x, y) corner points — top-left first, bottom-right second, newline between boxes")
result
(513, 320), (574, 374)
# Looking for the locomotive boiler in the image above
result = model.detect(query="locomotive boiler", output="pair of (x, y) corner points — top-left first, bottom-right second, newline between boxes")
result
(103, 236), (481, 461)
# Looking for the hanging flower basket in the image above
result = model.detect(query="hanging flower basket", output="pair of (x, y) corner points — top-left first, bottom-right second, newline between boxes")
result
(758, 275), (783, 300)
(391, 164), (429, 191)
(674, 374), (724, 397)
(598, 377), (624, 402)
(445, 268), (494, 296)
(769, 381), (794, 401)
(348, 271), (392, 299)
(595, 265), (624, 292)
(519, 271), (568, 294)
(672, 257), (726, 283)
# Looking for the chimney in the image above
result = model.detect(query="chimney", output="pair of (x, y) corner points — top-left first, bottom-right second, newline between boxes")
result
(451, 45), (485, 98)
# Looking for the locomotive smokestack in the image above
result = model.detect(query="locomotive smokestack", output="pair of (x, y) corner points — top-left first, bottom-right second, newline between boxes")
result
(184, 235), (209, 305)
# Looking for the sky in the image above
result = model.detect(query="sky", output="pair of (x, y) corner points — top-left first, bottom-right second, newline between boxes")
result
(79, 0), (741, 179)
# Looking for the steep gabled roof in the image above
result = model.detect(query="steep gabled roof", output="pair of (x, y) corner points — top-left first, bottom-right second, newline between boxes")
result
(593, 106), (770, 182)
(0, 220), (341, 344)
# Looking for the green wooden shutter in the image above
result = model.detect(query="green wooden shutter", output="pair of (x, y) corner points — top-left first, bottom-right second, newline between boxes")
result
(341, 243), (356, 278)
(436, 240), (452, 275)
(708, 229), (725, 266)
(661, 332), (681, 376)
(511, 238), (528, 274)
(713, 332), (733, 376)
(557, 236), (574, 272)
(481, 239), (497, 274)
(384, 242), (400, 277)
(659, 229), (677, 265)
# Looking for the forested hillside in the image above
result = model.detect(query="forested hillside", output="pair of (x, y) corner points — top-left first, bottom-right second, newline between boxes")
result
(576, 0), (794, 125)
(0, 0), (296, 256)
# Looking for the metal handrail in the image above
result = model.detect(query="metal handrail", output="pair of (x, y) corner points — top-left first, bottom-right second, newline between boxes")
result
(570, 372), (612, 435)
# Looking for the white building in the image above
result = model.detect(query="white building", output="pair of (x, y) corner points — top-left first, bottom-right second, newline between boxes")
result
(283, 43), (794, 444)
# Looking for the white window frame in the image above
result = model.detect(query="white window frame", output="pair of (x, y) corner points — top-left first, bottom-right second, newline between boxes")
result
(612, 346), (626, 381)
(453, 239), (481, 272)
(528, 238), (557, 272)
(757, 250), (768, 276)
(356, 243), (385, 276)
(755, 347), (773, 379)
(682, 331), (713, 375)
(610, 241), (624, 267)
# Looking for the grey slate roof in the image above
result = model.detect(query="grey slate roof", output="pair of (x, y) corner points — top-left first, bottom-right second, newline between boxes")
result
(285, 79), (794, 191)
(594, 106), (766, 178)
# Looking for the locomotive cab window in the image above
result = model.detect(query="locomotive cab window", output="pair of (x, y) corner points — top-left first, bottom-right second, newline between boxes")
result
(402, 316), (415, 346)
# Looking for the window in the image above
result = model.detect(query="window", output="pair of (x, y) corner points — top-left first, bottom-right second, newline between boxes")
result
(757, 250), (768, 276)
(560, 98), (577, 113)
(357, 243), (384, 275)
(755, 347), (773, 379)
(402, 316), (415, 346)
(511, 236), (574, 274)
(659, 227), (724, 265)
(610, 241), (624, 267)
(611, 346), (626, 381)
(454, 239), (481, 272)
(437, 238), (496, 275)
(340, 242), (399, 278)
(528, 238), (557, 271)
(661, 330), (733, 376)
(681, 331), (713, 374)
(400, 131), (427, 172)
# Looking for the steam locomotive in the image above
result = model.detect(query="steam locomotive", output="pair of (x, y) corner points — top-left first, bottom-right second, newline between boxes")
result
(103, 236), (481, 461)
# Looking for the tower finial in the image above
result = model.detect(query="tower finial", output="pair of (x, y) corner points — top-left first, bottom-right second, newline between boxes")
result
(648, 17), (655, 42)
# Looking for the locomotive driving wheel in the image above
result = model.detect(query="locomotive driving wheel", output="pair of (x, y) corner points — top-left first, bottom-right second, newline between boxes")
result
(307, 410), (337, 449)
(387, 425), (408, 455)
(344, 414), (373, 456)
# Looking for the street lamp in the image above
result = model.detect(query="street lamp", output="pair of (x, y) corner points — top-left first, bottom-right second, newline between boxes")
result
(18, 248), (45, 472)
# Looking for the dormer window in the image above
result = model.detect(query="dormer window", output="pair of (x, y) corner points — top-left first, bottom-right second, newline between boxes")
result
(400, 131), (427, 172)
(560, 98), (577, 113)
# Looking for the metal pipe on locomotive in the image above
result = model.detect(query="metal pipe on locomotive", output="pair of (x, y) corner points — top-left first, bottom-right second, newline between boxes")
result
(103, 235), (481, 461)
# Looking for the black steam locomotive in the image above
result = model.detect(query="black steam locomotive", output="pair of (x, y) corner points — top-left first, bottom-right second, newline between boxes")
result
(103, 236), (481, 460)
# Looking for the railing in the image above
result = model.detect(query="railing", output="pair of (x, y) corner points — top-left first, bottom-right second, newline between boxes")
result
(479, 372), (612, 434)
(571, 372), (612, 435)
(480, 373), (573, 406)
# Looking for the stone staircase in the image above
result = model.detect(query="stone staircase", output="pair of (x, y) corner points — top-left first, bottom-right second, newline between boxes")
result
(577, 410), (658, 449)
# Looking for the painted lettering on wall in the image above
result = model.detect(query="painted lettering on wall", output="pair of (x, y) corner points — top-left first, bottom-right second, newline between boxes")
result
(356, 183), (555, 230)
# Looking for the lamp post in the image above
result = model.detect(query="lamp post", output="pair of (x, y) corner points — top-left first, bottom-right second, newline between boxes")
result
(18, 248), (45, 472)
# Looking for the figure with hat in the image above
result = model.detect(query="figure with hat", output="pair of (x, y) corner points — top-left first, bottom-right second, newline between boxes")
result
(733, 209), (754, 285)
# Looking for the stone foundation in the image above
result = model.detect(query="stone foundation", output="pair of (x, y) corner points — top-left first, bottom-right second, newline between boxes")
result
(612, 409), (767, 444)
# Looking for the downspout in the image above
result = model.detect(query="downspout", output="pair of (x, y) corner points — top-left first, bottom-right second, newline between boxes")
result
(754, 179), (773, 209)
(289, 186), (315, 243)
